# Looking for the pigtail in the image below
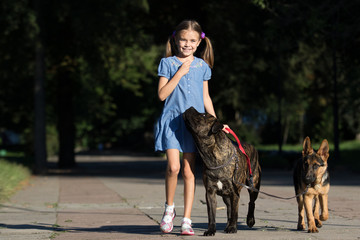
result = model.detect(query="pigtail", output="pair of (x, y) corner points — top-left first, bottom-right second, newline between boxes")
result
(165, 36), (178, 57)
(165, 38), (172, 57)
(201, 36), (214, 68)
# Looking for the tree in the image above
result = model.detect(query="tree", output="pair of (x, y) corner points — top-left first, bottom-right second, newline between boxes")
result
(0, 0), (37, 154)
(1, 0), (360, 165)
(33, 0), (47, 173)
(39, 0), (158, 166)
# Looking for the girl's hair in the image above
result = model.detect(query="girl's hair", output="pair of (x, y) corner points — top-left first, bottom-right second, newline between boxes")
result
(165, 20), (214, 68)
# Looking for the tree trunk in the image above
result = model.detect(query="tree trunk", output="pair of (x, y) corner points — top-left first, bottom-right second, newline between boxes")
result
(299, 111), (304, 144)
(277, 48), (283, 154)
(332, 43), (340, 161)
(332, 9), (340, 162)
(282, 115), (290, 145)
(33, 0), (47, 174)
(356, 133), (360, 141)
(57, 67), (76, 168)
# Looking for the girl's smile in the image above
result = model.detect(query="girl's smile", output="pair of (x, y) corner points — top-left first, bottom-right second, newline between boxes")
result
(176, 30), (201, 59)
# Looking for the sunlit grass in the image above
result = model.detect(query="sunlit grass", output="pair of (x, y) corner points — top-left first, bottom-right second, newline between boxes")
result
(0, 158), (31, 202)
(257, 140), (360, 171)
(338, 140), (360, 150)
(257, 144), (302, 152)
(258, 140), (360, 152)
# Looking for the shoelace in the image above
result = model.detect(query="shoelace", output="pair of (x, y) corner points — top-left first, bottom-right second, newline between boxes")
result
(181, 219), (192, 229)
(162, 211), (174, 223)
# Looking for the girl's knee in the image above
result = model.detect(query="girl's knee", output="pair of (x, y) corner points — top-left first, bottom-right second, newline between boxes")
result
(167, 164), (180, 176)
(182, 166), (195, 181)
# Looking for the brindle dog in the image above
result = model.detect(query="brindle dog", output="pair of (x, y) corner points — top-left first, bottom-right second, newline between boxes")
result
(183, 107), (261, 236)
(293, 136), (330, 233)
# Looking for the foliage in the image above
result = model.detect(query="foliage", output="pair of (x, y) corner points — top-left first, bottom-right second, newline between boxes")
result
(0, 0), (359, 165)
(40, 0), (162, 154)
(0, 0), (36, 138)
(202, 0), (360, 146)
(46, 124), (59, 156)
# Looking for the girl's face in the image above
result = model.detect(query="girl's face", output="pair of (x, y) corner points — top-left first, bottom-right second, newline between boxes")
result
(176, 30), (201, 58)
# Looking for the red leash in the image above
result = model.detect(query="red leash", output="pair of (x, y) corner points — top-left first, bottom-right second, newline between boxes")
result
(225, 128), (253, 177)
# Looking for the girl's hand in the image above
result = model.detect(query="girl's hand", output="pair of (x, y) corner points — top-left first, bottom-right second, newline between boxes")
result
(178, 60), (191, 77)
(222, 124), (230, 134)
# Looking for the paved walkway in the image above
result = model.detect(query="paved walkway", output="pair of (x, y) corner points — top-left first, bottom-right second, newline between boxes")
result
(0, 152), (359, 240)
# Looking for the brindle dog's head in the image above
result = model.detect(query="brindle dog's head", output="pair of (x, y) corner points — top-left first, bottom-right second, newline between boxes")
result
(301, 136), (329, 185)
(183, 107), (224, 148)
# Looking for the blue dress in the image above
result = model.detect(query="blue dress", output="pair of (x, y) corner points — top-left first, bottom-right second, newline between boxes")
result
(154, 56), (212, 153)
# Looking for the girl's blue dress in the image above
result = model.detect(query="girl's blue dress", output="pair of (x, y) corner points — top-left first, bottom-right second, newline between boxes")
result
(154, 56), (211, 153)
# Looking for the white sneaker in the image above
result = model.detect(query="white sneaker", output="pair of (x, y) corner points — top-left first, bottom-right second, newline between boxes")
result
(181, 217), (194, 235)
(160, 203), (176, 233)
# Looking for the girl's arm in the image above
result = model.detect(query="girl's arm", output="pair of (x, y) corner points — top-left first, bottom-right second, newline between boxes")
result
(158, 76), (179, 101)
(158, 60), (191, 101)
(203, 80), (216, 117)
(203, 81), (230, 133)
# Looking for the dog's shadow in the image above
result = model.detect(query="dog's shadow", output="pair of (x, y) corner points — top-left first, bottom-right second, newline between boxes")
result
(192, 222), (256, 232)
(192, 222), (298, 234)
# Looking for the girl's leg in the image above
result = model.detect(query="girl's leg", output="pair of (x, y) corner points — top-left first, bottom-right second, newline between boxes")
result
(182, 152), (196, 219)
(165, 149), (181, 206)
(160, 149), (180, 233)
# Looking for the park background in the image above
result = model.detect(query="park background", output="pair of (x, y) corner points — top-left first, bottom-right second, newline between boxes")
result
(0, 0), (359, 184)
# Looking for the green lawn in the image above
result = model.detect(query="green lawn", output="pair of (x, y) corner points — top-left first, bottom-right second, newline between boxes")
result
(257, 140), (360, 171)
(0, 158), (31, 202)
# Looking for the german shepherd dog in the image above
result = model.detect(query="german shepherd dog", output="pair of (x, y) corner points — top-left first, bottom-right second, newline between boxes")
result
(293, 136), (330, 233)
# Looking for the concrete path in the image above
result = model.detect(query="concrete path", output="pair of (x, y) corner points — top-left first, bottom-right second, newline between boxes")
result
(0, 152), (359, 240)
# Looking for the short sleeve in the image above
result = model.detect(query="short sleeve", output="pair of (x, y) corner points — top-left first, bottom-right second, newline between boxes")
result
(158, 58), (170, 79)
(203, 62), (211, 81)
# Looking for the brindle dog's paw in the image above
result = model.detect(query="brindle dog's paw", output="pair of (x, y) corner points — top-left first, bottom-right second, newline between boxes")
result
(247, 216), (255, 228)
(224, 226), (237, 233)
(203, 229), (216, 236)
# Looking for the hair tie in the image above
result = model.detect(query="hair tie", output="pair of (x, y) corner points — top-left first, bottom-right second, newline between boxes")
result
(172, 31), (176, 38)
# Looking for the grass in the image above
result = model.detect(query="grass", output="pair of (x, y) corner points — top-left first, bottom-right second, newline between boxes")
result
(258, 139), (360, 151)
(0, 158), (31, 202)
(337, 140), (360, 150)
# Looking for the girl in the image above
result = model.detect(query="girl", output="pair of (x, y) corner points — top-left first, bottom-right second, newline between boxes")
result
(154, 20), (228, 235)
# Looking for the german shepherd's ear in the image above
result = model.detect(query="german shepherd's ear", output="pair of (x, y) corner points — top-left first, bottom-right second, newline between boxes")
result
(302, 136), (314, 156)
(211, 121), (223, 134)
(317, 139), (329, 161)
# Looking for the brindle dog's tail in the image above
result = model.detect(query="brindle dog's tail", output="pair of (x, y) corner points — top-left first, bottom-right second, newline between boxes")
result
(246, 145), (261, 187)
(246, 144), (261, 228)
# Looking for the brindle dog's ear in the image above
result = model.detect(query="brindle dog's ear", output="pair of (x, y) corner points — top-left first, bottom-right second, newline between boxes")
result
(302, 136), (313, 156)
(317, 139), (329, 161)
(211, 121), (223, 134)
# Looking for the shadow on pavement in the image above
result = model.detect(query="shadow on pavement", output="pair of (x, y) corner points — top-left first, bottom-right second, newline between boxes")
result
(0, 223), (160, 235)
